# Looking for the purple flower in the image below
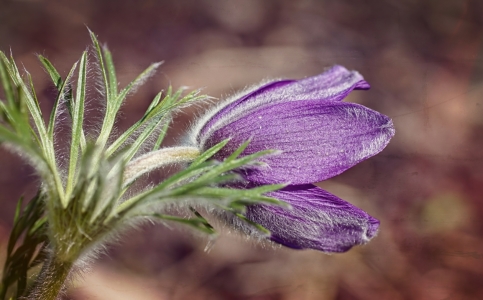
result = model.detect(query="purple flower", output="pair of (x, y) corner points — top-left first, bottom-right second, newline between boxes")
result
(191, 66), (395, 252)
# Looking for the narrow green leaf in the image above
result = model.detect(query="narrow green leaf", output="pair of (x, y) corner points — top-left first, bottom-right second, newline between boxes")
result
(89, 29), (110, 103)
(149, 89), (166, 110)
(114, 63), (161, 110)
(38, 55), (61, 88)
(194, 185), (286, 204)
(163, 174), (240, 198)
(63, 83), (74, 117)
(141, 91), (168, 124)
(240, 184), (287, 196)
(150, 161), (216, 191)
(170, 85), (182, 99)
(189, 206), (215, 231)
(197, 149), (275, 181)
(27, 216), (47, 236)
(13, 196), (24, 224)
(232, 211), (271, 235)
(72, 143), (102, 212)
(26, 74), (42, 127)
(89, 152), (125, 223)
(214, 204), (271, 235)
(143, 89), (203, 121)
(47, 60), (78, 138)
(190, 139), (229, 167)
(226, 139), (249, 162)
(15, 86), (32, 139)
(102, 45), (118, 99)
(149, 213), (216, 235)
(0, 54), (15, 107)
(0, 101), (7, 122)
(0, 100), (15, 125)
(152, 117), (170, 151)
(65, 50), (88, 204)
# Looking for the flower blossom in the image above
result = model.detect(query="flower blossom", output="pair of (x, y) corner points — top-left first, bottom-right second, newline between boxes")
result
(190, 66), (395, 253)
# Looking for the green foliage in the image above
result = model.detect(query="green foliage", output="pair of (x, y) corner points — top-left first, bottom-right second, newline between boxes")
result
(0, 193), (47, 299)
(0, 32), (283, 299)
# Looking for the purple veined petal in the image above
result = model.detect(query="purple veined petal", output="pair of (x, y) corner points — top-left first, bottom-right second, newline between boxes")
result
(196, 65), (369, 144)
(245, 184), (380, 252)
(203, 100), (395, 185)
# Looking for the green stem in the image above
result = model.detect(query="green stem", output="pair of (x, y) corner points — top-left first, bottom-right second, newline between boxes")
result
(26, 255), (73, 300)
(123, 146), (200, 187)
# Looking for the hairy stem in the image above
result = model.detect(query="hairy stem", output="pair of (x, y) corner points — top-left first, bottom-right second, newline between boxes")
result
(123, 146), (200, 186)
(27, 254), (73, 300)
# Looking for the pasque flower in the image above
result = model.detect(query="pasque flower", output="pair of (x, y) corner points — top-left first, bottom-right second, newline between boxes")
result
(3, 32), (399, 299)
(191, 66), (395, 253)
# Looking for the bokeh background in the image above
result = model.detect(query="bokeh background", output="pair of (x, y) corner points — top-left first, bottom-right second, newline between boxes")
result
(1, 0), (483, 299)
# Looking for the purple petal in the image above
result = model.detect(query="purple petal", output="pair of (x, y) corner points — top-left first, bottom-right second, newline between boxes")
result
(203, 100), (395, 184)
(197, 65), (369, 142)
(246, 184), (379, 252)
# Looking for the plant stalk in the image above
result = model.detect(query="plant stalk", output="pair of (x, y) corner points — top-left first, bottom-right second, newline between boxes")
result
(123, 146), (200, 186)
(27, 254), (73, 300)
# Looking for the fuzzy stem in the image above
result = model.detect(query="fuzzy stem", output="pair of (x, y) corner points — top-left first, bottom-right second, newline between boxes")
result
(27, 255), (73, 300)
(123, 146), (200, 186)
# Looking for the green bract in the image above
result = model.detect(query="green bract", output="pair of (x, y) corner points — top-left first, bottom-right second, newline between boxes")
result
(0, 31), (283, 300)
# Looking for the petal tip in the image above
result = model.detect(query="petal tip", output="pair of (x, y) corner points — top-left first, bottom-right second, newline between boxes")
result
(381, 117), (396, 139)
(355, 80), (371, 90)
(366, 217), (380, 240)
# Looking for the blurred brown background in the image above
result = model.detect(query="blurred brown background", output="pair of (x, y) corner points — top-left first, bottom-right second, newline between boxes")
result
(1, 0), (483, 299)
